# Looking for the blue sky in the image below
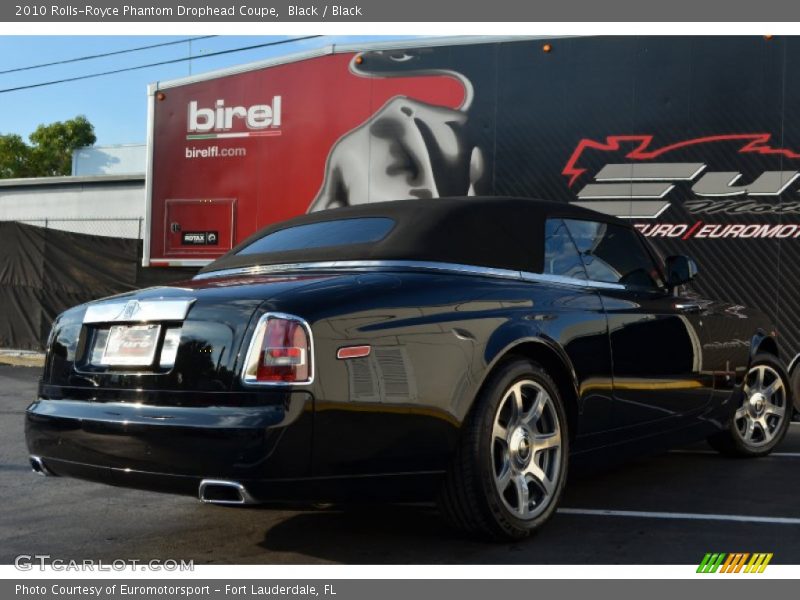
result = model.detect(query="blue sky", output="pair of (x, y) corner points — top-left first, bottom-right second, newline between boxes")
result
(0, 35), (414, 145)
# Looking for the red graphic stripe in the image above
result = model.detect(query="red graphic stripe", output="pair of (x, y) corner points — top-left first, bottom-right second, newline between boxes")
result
(562, 134), (800, 187)
(683, 220), (703, 240)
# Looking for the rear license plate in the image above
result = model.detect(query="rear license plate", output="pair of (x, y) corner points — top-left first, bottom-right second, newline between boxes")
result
(100, 324), (161, 366)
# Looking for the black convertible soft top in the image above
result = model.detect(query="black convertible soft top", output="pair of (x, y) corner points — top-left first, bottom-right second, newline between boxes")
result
(199, 196), (624, 275)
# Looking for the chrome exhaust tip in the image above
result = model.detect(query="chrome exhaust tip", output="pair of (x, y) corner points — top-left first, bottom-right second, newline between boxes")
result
(30, 455), (57, 477)
(198, 479), (256, 505)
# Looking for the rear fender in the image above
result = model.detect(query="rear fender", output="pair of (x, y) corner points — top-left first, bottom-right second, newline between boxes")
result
(459, 319), (579, 422)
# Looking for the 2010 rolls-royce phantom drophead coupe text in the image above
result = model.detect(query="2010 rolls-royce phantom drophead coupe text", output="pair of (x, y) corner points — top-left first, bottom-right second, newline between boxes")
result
(26, 197), (792, 540)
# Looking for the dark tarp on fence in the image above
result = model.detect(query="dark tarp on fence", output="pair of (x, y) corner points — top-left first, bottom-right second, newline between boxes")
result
(0, 221), (197, 351)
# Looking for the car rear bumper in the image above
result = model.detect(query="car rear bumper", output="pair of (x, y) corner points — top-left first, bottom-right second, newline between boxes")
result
(25, 395), (313, 500)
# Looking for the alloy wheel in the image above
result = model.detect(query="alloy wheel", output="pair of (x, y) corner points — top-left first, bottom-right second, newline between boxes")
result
(490, 379), (563, 520)
(735, 364), (787, 448)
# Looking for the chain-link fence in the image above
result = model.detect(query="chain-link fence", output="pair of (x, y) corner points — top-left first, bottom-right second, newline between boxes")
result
(0, 217), (144, 239)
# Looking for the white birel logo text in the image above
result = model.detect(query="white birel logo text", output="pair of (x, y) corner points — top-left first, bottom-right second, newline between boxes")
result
(186, 97), (282, 139)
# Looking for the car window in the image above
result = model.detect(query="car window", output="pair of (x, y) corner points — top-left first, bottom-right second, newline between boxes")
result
(237, 217), (395, 255)
(543, 219), (587, 280)
(563, 219), (666, 291)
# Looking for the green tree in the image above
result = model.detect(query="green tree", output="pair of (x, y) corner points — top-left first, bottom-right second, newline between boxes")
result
(0, 134), (31, 178)
(0, 115), (96, 179)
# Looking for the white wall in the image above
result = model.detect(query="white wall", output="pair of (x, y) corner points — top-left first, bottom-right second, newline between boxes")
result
(72, 144), (146, 176)
(0, 177), (146, 239)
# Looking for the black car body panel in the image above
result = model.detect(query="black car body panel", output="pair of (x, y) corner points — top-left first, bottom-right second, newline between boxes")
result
(25, 197), (783, 502)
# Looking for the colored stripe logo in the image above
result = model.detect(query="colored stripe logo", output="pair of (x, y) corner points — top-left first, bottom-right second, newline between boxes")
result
(697, 552), (773, 573)
(186, 130), (282, 140)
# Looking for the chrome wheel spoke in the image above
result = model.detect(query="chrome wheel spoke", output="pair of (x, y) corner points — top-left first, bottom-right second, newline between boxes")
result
(493, 421), (509, 444)
(513, 474), (530, 515)
(755, 366), (765, 390)
(742, 417), (756, 442)
(526, 391), (547, 427)
(734, 406), (748, 421)
(534, 431), (561, 451)
(508, 383), (525, 426)
(496, 463), (512, 490)
(527, 462), (554, 496)
(759, 418), (774, 442)
(763, 378), (784, 399)
(765, 403), (785, 418)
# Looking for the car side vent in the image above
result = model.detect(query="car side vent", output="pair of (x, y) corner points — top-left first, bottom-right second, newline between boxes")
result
(346, 345), (418, 403)
(348, 356), (380, 402)
(374, 346), (417, 402)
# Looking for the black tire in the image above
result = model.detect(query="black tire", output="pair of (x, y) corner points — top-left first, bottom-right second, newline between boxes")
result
(437, 358), (569, 541)
(791, 366), (800, 419)
(708, 353), (792, 457)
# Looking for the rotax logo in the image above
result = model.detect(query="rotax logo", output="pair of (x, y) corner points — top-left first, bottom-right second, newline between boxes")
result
(187, 97), (282, 140)
(696, 552), (773, 573)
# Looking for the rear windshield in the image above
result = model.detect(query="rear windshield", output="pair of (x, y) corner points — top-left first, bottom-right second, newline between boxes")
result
(236, 217), (396, 255)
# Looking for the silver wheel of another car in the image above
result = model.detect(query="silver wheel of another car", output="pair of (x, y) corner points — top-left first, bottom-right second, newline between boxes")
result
(734, 364), (787, 448)
(491, 380), (562, 520)
(708, 353), (792, 457)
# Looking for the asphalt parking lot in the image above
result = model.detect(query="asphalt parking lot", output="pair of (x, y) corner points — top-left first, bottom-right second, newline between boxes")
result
(2, 363), (799, 565)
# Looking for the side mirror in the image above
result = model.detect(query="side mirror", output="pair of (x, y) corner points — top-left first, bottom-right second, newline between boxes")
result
(665, 255), (699, 288)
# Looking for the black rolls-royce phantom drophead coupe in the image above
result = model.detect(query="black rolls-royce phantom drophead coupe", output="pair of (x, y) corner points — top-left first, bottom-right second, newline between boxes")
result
(26, 197), (792, 540)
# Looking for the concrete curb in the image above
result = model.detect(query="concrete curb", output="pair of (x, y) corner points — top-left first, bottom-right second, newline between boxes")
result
(0, 350), (45, 368)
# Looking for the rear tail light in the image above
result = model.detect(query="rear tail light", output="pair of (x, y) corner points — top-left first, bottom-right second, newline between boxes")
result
(242, 313), (312, 385)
